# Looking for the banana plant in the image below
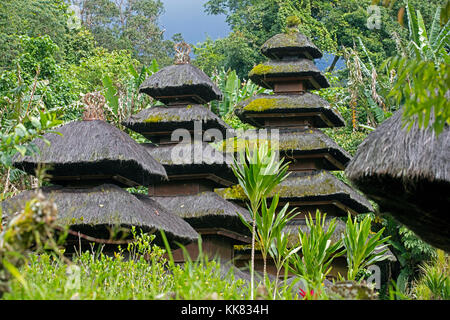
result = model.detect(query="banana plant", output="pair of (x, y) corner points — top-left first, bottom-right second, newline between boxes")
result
(384, 2), (450, 135)
(210, 68), (270, 117)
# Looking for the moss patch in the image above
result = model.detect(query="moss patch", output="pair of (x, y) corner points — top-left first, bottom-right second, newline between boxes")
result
(144, 114), (181, 123)
(243, 98), (277, 112)
(216, 137), (280, 153)
(250, 62), (315, 77)
(217, 184), (247, 200)
(286, 16), (301, 28)
(249, 64), (274, 76)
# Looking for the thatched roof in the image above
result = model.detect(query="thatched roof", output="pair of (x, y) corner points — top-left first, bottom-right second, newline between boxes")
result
(235, 93), (345, 128)
(218, 128), (351, 171)
(142, 142), (237, 187)
(345, 109), (450, 251)
(216, 170), (373, 215)
(152, 191), (252, 238)
(139, 64), (223, 104)
(12, 120), (167, 187)
(249, 59), (329, 90)
(122, 104), (230, 141)
(1, 184), (199, 244)
(261, 31), (323, 60)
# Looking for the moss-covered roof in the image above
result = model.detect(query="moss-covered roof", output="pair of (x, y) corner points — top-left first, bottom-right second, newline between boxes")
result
(139, 64), (222, 104)
(122, 104), (230, 140)
(249, 59), (329, 90)
(151, 191), (252, 237)
(1, 184), (198, 244)
(235, 93), (345, 128)
(216, 128), (351, 170)
(216, 170), (373, 214)
(260, 31), (323, 60)
(142, 142), (237, 186)
(12, 120), (167, 186)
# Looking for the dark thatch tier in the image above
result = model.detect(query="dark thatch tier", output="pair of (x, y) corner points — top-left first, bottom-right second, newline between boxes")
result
(235, 93), (345, 128)
(260, 31), (323, 60)
(152, 191), (252, 242)
(139, 64), (223, 104)
(249, 59), (329, 90)
(142, 142), (237, 187)
(12, 120), (167, 187)
(218, 128), (351, 171)
(122, 104), (230, 141)
(345, 109), (450, 252)
(1, 184), (198, 245)
(216, 170), (373, 215)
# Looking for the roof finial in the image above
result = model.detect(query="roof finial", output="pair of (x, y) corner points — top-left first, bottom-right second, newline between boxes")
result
(174, 42), (191, 65)
(83, 92), (106, 121)
(286, 15), (301, 30)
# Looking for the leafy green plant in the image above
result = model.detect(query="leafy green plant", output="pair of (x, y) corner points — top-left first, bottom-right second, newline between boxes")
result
(210, 68), (270, 118)
(237, 194), (297, 283)
(289, 211), (344, 292)
(231, 141), (289, 299)
(411, 250), (450, 300)
(383, 2), (450, 135)
(102, 59), (160, 124)
(268, 230), (300, 299)
(4, 231), (249, 300)
(343, 214), (391, 282)
(1, 110), (63, 198)
(343, 39), (396, 131)
(0, 191), (63, 297)
(384, 216), (437, 296)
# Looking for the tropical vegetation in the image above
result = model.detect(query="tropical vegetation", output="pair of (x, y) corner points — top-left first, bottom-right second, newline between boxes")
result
(0, 0), (449, 301)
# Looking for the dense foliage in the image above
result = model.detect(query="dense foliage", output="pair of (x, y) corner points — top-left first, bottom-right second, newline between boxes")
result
(0, 0), (448, 300)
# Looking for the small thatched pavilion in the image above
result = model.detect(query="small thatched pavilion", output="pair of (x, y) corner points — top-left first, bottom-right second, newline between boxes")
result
(122, 43), (252, 263)
(2, 92), (198, 253)
(345, 109), (450, 252)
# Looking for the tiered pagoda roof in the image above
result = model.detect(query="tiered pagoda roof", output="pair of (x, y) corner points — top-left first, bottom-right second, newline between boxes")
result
(218, 23), (373, 256)
(139, 63), (223, 105)
(1, 184), (198, 245)
(217, 170), (372, 216)
(122, 104), (230, 142)
(260, 31), (323, 60)
(142, 142), (236, 187)
(2, 92), (198, 247)
(249, 59), (329, 90)
(123, 46), (252, 256)
(152, 191), (251, 240)
(218, 128), (351, 171)
(13, 120), (167, 187)
(235, 93), (345, 128)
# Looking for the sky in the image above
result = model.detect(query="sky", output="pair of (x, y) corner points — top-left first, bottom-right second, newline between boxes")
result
(159, 0), (230, 45)
(158, 0), (343, 71)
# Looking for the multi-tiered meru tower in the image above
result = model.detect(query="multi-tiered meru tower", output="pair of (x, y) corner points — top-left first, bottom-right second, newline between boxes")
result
(2, 93), (198, 253)
(217, 24), (373, 277)
(123, 44), (252, 263)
